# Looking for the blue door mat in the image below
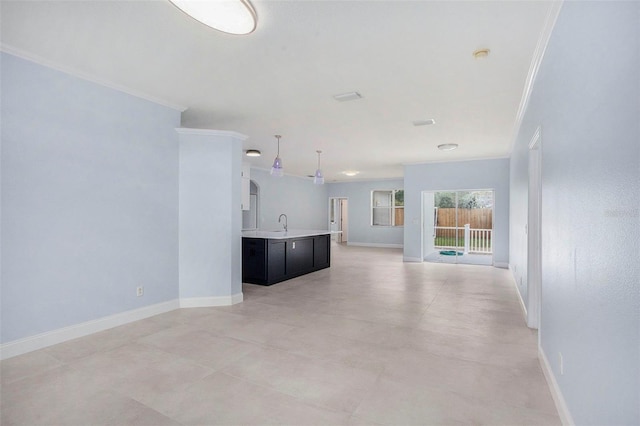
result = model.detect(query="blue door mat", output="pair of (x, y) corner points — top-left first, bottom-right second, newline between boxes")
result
(439, 250), (463, 256)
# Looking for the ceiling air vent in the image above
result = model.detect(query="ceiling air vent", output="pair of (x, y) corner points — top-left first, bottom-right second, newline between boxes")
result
(333, 92), (363, 102)
(413, 119), (436, 126)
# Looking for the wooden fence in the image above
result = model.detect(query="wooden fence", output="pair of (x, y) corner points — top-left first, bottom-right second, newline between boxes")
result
(436, 208), (492, 230)
(395, 207), (404, 226)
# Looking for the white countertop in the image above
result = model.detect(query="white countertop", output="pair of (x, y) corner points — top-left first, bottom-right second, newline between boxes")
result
(242, 229), (331, 240)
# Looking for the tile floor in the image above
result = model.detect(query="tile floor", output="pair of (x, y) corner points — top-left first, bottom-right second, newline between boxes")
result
(424, 251), (493, 266)
(1, 244), (561, 425)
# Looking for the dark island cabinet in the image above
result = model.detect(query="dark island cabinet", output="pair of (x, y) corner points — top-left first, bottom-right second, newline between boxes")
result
(242, 234), (331, 285)
(267, 240), (287, 282)
(313, 234), (329, 266)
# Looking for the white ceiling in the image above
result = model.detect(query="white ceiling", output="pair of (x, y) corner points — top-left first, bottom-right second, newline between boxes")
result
(1, 0), (556, 181)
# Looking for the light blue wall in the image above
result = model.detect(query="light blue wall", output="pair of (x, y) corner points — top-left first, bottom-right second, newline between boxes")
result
(249, 168), (328, 230)
(510, 2), (639, 424)
(1, 53), (181, 343)
(178, 130), (243, 300)
(403, 159), (510, 264)
(327, 179), (404, 246)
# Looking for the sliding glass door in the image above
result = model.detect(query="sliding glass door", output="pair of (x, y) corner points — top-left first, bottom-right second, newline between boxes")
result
(423, 190), (494, 265)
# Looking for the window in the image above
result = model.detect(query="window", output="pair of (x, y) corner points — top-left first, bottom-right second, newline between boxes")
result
(371, 189), (404, 226)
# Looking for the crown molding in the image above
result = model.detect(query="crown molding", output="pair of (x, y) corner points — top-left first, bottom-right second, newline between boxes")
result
(402, 155), (510, 167)
(509, 0), (563, 153)
(175, 127), (248, 141)
(1, 44), (188, 112)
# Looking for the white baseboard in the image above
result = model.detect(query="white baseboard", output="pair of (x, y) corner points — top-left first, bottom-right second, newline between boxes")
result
(403, 256), (422, 262)
(539, 346), (575, 426)
(179, 292), (243, 308)
(1, 292), (245, 361)
(493, 261), (509, 269)
(510, 264), (528, 320)
(0, 299), (179, 360)
(347, 242), (403, 249)
(231, 292), (244, 305)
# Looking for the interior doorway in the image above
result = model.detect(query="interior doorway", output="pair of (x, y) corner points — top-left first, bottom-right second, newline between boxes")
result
(329, 197), (348, 243)
(422, 189), (494, 266)
(242, 180), (259, 230)
(527, 128), (542, 329)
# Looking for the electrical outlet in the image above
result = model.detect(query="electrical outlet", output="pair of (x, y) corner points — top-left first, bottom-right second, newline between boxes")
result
(136, 286), (144, 297)
(559, 352), (564, 375)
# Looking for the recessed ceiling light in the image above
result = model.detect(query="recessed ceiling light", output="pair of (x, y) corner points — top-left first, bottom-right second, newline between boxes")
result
(438, 143), (459, 151)
(473, 48), (490, 59)
(169, 0), (257, 35)
(245, 149), (261, 157)
(333, 92), (363, 102)
(413, 119), (436, 126)
(343, 171), (360, 176)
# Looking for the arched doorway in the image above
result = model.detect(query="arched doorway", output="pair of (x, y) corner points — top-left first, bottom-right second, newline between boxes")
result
(242, 180), (259, 230)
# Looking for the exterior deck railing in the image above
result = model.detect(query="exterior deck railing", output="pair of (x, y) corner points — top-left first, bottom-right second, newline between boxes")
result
(433, 225), (492, 254)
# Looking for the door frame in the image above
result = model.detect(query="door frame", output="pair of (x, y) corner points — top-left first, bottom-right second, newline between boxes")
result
(421, 188), (495, 265)
(421, 191), (436, 261)
(527, 127), (542, 330)
(328, 197), (348, 243)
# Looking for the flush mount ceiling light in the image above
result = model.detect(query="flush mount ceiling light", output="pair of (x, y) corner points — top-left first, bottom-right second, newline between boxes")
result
(313, 150), (324, 185)
(473, 48), (490, 59)
(342, 171), (360, 177)
(245, 149), (261, 157)
(333, 92), (363, 102)
(413, 119), (436, 126)
(438, 143), (459, 151)
(270, 135), (284, 177)
(169, 0), (257, 35)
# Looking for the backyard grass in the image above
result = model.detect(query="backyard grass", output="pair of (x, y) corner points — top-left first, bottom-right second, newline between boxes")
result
(434, 236), (492, 247)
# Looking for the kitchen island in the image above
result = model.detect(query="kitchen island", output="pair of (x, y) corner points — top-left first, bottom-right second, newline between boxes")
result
(242, 229), (331, 285)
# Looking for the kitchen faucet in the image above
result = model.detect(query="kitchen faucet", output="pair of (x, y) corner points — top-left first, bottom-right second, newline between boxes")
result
(278, 214), (288, 232)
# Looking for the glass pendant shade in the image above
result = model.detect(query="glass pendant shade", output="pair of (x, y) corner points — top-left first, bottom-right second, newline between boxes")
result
(313, 150), (324, 185)
(271, 156), (283, 177)
(270, 135), (284, 177)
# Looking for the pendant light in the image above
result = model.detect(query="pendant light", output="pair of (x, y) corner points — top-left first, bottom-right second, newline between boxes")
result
(270, 135), (284, 177)
(313, 150), (324, 185)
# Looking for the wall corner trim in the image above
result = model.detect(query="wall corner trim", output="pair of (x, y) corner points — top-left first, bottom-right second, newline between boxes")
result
(539, 346), (575, 426)
(510, 265), (528, 320)
(0, 299), (180, 360)
(179, 293), (244, 308)
(493, 262), (509, 269)
(403, 256), (423, 263)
